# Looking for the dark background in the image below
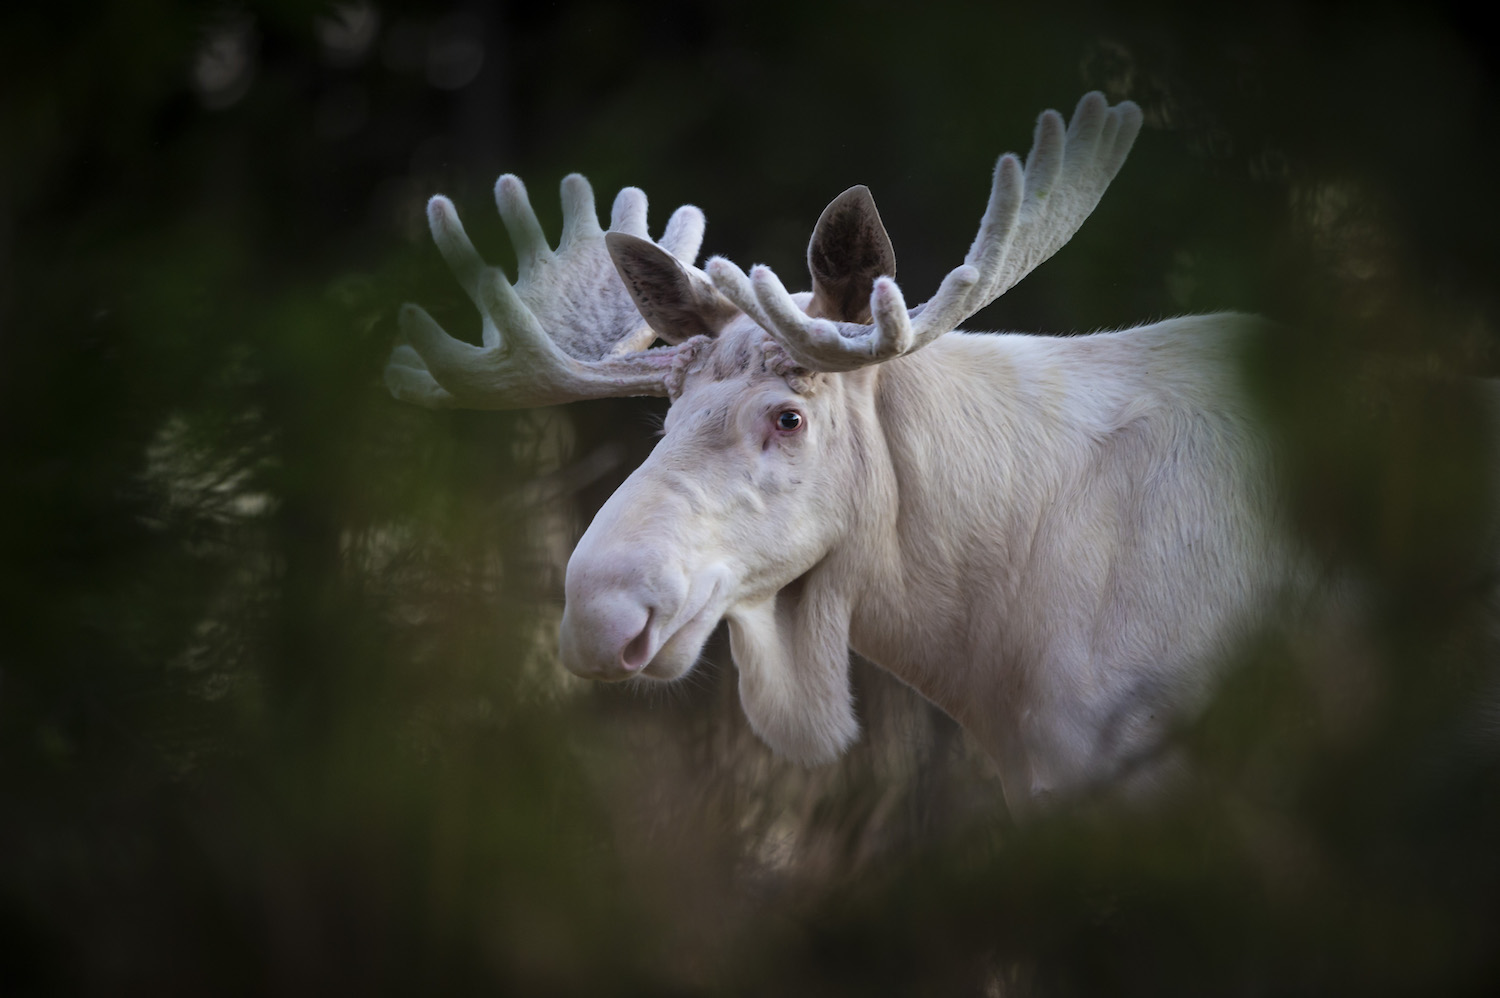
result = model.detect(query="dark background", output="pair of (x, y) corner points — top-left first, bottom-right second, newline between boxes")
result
(3, 1), (1500, 993)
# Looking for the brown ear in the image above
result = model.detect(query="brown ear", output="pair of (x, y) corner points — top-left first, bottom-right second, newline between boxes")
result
(806, 185), (896, 323)
(606, 232), (739, 344)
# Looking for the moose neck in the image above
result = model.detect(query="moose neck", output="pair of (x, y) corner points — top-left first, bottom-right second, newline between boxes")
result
(837, 330), (1135, 758)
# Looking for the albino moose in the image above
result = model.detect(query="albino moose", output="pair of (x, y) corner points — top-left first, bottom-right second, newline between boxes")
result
(388, 93), (1292, 809)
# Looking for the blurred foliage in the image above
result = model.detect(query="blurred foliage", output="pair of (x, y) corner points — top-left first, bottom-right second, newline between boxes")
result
(2, 0), (1499, 994)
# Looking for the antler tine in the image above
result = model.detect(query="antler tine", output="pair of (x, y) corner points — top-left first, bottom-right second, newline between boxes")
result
(706, 255), (980, 373)
(390, 175), (708, 409)
(707, 92), (1141, 374)
(968, 91), (1143, 301)
(697, 256), (763, 327)
(657, 203), (707, 264)
(496, 175), (558, 290)
(703, 256), (885, 372)
(385, 342), (459, 407)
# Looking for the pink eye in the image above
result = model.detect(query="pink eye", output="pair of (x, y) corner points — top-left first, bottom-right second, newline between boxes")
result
(776, 409), (804, 432)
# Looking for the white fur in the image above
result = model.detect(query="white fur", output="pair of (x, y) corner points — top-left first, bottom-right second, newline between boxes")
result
(561, 310), (1297, 810)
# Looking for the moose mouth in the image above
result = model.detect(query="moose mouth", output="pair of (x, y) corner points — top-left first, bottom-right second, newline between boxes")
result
(637, 577), (728, 680)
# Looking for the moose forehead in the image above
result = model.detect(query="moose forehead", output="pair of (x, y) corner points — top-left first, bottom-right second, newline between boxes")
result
(668, 314), (818, 399)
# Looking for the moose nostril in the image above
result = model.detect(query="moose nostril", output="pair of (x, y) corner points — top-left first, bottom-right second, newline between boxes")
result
(620, 608), (654, 672)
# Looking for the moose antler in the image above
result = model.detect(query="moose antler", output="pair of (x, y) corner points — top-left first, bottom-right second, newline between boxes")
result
(388, 174), (708, 408)
(706, 92), (1143, 372)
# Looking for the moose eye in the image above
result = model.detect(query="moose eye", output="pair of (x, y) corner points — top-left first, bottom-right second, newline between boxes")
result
(776, 409), (804, 432)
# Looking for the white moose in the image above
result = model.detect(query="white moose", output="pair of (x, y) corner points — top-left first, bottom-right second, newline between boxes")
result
(388, 93), (1292, 811)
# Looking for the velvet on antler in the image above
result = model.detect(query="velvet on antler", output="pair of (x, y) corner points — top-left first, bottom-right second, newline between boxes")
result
(705, 92), (1143, 373)
(388, 174), (715, 409)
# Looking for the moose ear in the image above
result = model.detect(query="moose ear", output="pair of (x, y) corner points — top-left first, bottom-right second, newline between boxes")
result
(806, 185), (896, 323)
(606, 232), (739, 344)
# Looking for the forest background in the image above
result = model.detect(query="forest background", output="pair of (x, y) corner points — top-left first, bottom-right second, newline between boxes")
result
(3, 1), (1499, 993)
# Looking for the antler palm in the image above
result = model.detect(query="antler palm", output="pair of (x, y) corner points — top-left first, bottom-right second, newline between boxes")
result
(388, 174), (704, 408)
